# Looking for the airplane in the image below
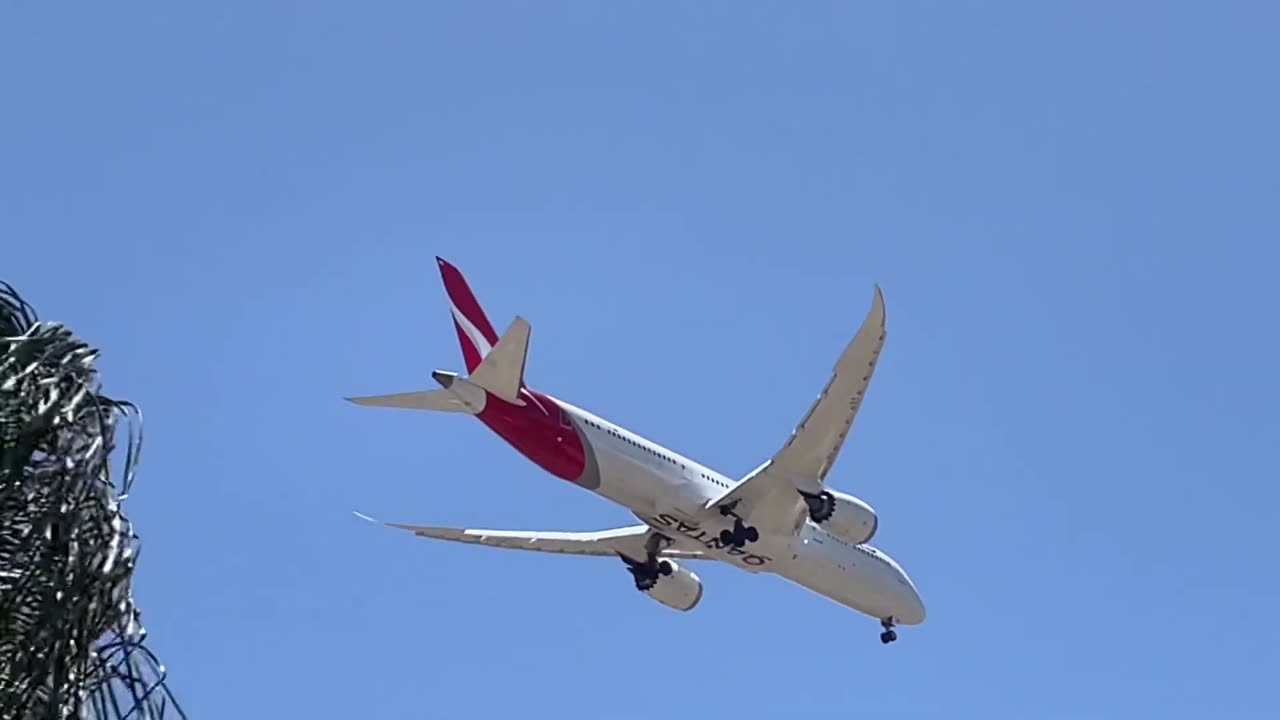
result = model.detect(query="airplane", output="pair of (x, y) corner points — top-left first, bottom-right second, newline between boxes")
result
(349, 257), (926, 644)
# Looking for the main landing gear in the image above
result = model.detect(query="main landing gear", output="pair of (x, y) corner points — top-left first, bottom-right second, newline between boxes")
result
(623, 534), (673, 591)
(879, 618), (898, 645)
(716, 501), (760, 549)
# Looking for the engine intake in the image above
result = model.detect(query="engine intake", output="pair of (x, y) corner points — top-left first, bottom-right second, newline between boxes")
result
(802, 489), (878, 545)
(637, 559), (703, 612)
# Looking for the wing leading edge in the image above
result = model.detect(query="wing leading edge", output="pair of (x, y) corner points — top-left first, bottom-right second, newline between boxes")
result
(708, 285), (887, 534)
(355, 512), (706, 560)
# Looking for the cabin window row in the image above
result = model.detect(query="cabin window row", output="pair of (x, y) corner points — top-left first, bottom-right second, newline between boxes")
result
(821, 531), (886, 563)
(582, 418), (685, 469)
(700, 472), (728, 488)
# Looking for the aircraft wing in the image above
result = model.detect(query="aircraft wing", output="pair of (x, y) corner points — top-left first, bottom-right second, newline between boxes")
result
(356, 512), (706, 560)
(707, 285), (886, 534)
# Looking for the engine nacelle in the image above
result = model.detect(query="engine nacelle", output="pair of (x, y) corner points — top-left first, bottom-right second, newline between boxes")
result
(642, 560), (704, 612)
(803, 489), (878, 545)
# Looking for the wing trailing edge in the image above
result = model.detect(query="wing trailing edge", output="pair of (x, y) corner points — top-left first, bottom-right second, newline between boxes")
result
(353, 511), (705, 560)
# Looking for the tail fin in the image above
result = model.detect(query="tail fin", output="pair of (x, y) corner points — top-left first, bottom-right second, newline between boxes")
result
(436, 257), (531, 404)
(436, 256), (501, 373)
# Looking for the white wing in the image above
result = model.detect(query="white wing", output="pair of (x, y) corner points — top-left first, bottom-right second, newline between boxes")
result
(356, 512), (705, 560)
(708, 286), (886, 534)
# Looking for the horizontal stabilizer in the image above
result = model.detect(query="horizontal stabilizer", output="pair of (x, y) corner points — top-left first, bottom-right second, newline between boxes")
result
(467, 315), (530, 405)
(344, 389), (472, 413)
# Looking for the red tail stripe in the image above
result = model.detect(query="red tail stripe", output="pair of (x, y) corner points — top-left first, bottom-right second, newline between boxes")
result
(436, 257), (500, 344)
(437, 256), (507, 374)
(453, 322), (485, 372)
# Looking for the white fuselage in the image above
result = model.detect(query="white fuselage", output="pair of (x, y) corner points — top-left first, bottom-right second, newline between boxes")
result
(558, 399), (926, 626)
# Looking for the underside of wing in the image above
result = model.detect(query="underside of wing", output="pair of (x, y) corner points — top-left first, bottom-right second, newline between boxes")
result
(708, 285), (886, 533)
(774, 284), (886, 487)
(355, 512), (705, 560)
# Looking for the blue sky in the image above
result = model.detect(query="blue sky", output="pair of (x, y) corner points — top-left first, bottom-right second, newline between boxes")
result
(3, 2), (1277, 717)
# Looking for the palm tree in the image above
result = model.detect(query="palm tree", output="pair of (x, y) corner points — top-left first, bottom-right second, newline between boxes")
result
(1, 281), (185, 720)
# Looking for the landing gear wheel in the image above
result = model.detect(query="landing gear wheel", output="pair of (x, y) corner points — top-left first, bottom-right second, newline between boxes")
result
(716, 502), (760, 548)
(718, 525), (755, 549)
(879, 617), (897, 645)
(625, 534), (673, 592)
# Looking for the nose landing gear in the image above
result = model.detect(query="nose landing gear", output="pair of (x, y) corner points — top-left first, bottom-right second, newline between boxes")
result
(879, 617), (898, 645)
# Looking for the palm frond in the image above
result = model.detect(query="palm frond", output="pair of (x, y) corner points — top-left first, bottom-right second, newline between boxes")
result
(1, 281), (185, 720)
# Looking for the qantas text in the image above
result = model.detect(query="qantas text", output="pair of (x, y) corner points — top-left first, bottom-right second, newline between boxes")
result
(646, 513), (773, 567)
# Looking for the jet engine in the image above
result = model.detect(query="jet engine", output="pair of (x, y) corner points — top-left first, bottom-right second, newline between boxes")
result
(802, 489), (879, 545)
(638, 560), (704, 612)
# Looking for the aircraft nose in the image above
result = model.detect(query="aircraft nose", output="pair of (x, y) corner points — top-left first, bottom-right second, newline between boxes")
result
(896, 582), (926, 625)
(907, 591), (926, 625)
